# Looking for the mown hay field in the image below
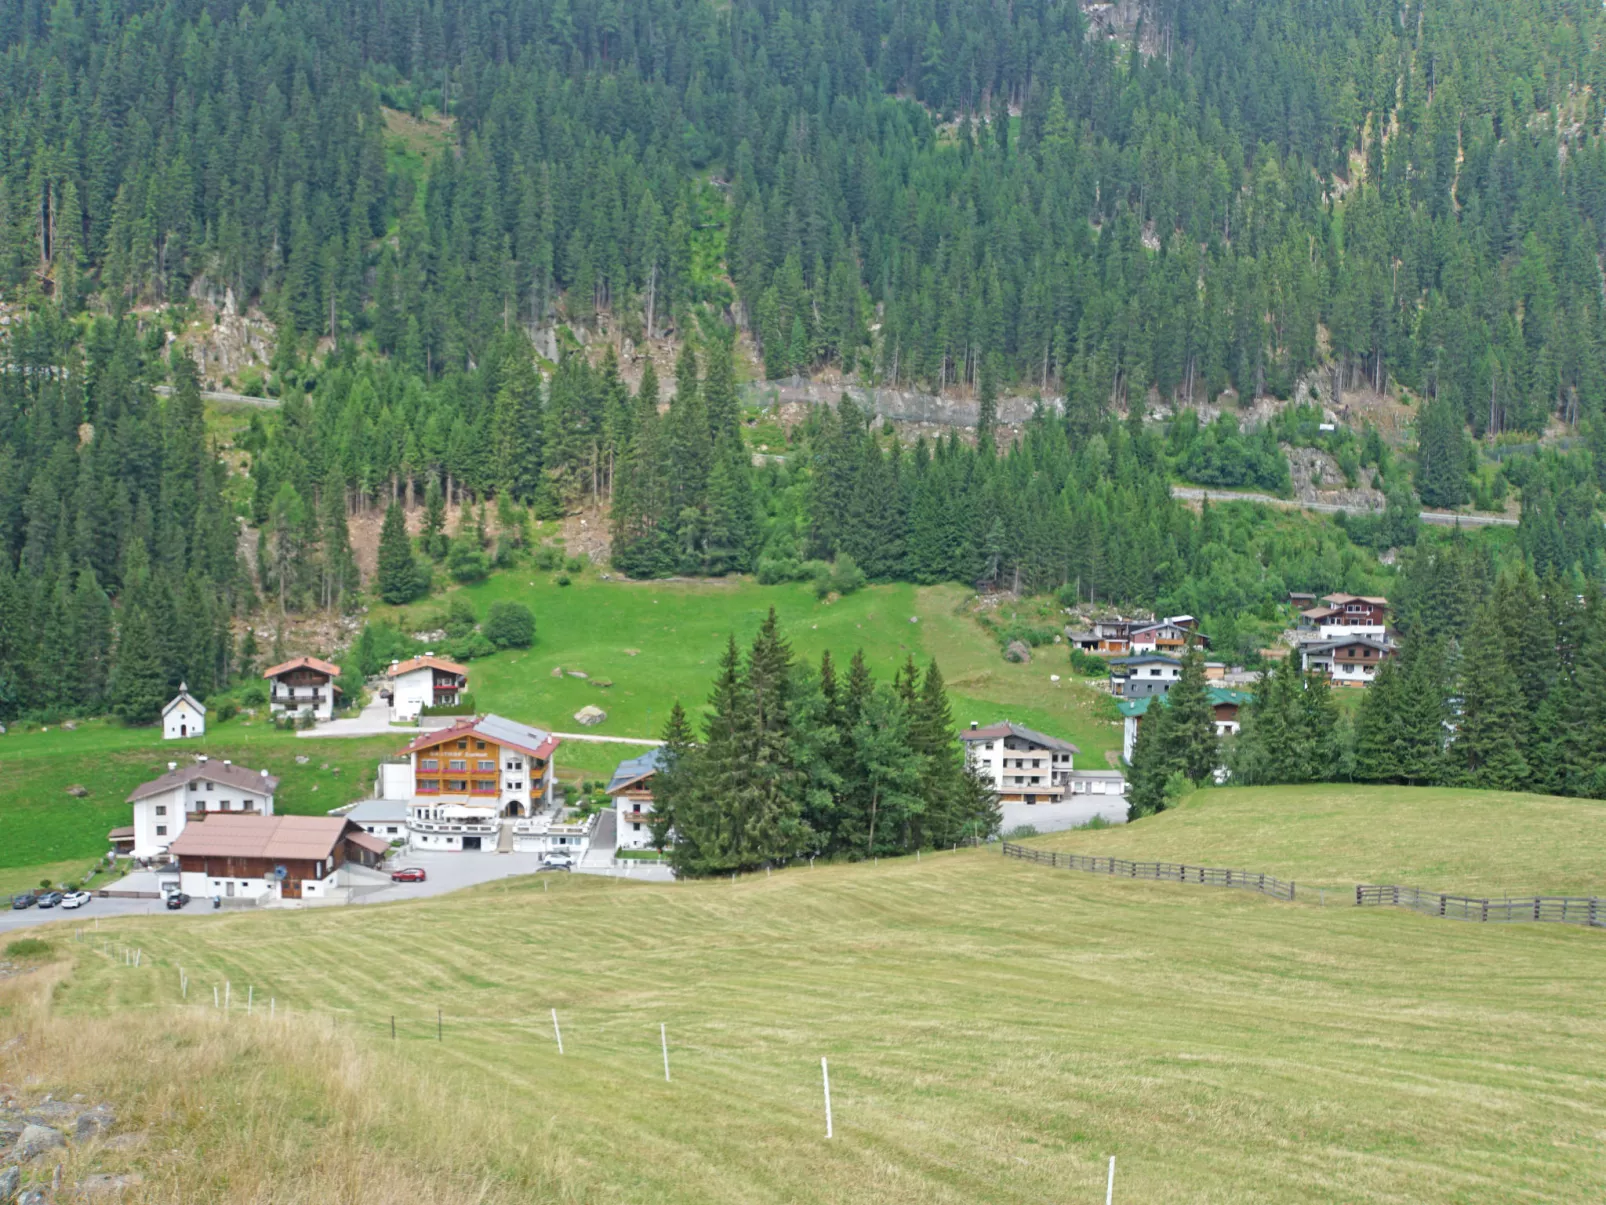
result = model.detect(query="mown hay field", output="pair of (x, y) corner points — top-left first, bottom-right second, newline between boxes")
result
(1027, 784), (1606, 897)
(24, 845), (1606, 1204)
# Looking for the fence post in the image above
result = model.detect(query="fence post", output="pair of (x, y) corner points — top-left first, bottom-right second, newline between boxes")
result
(1354, 885), (1362, 907)
(1290, 881), (1295, 901)
(1481, 899), (1488, 922)
(1591, 898), (1599, 928)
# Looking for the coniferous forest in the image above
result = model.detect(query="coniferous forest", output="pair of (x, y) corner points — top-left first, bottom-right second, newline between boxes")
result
(1, 0), (1606, 813)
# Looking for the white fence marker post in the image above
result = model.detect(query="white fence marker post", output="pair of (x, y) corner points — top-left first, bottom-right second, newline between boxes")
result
(213, 985), (219, 1008)
(247, 986), (254, 1014)
(224, 981), (231, 1011)
(1106, 1156), (1116, 1205)
(821, 1057), (833, 1139)
(270, 998), (275, 1020)
(551, 1008), (564, 1055)
(661, 1023), (671, 1082)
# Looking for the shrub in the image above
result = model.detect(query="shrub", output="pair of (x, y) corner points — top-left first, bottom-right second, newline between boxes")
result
(448, 632), (497, 661)
(216, 700), (240, 722)
(484, 600), (536, 649)
(442, 596), (478, 638)
(564, 555), (587, 574)
(814, 554), (867, 599)
(1067, 648), (1107, 677)
(533, 543), (564, 570)
(5, 938), (50, 958)
(421, 693), (477, 717)
(1004, 824), (1040, 840)
(554, 573), (571, 587)
(446, 538), (491, 584)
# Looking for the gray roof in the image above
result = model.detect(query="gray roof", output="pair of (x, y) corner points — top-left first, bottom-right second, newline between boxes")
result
(1068, 769), (1127, 780)
(161, 688), (207, 717)
(1299, 636), (1394, 653)
(128, 760), (278, 803)
(475, 713), (555, 754)
(344, 799), (410, 823)
(959, 722), (1080, 754)
(608, 747), (667, 793)
(1109, 654), (1182, 667)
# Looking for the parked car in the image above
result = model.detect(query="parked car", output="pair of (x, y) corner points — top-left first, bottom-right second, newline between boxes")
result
(61, 891), (92, 909)
(540, 853), (574, 871)
(36, 891), (63, 908)
(164, 892), (191, 910)
(389, 867), (426, 883)
(10, 892), (37, 910)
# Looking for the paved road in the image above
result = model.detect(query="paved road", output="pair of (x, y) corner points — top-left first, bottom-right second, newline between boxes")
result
(1170, 485), (1520, 528)
(1000, 797), (1129, 836)
(154, 384), (280, 409)
(296, 697), (396, 739)
(0, 896), (171, 936)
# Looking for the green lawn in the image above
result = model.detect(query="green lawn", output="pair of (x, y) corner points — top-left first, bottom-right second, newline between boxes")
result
(386, 573), (1120, 763)
(33, 847), (1606, 1203)
(1027, 784), (1606, 896)
(0, 720), (394, 871)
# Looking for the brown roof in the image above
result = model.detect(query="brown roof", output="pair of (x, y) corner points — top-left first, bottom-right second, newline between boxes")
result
(959, 721), (1080, 754)
(127, 760), (280, 803)
(107, 826), (135, 840)
(166, 814), (359, 861)
(388, 655), (469, 678)
(1320, 593), (1388, 607)
(348, 831), (392, 856)
(263, 655), (341, 679)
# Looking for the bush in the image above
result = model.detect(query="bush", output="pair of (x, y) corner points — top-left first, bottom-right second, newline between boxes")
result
(1003, 824), (1040, 840)
(564, 555), (587, 574)
(442, 596), (477, 639)
(448, 632), (497, 661)
(484, 600), (536, 648)
(446, 538), (491, 584)
(421, 693), (477, 717)
(216, 699), (240, 722)
(813, 554), (867, 599)
(236, 681), (268, 706)
(533, 543), (564, 570)
(554, 573), (571, 587)
(5, 938), (50, 958)
(1067, 648), (1108, 677)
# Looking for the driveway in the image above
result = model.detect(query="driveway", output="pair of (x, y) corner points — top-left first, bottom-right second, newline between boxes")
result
(297, 697), (400, 738)
(0, 895), (173, 936)
(1000, 796), (1129, 836)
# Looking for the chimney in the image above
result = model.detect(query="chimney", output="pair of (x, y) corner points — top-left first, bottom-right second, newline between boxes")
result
(198, 755), (208, 764)
(969, 721), (978, 730)
(223, 760), (231, 767)
(167, 762), (177, 772)
(260, 769), (269, 778)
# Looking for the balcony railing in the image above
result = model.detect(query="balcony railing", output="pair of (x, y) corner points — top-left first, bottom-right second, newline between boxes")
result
(409, 820), (497, 835)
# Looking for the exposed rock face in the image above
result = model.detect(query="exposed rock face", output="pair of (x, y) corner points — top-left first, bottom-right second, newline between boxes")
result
(0, 1165), (19, 1201)
(73, 1106), (115, 1142)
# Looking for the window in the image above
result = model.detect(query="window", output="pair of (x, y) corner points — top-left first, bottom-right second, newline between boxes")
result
(315, 861), (324, 878)
(474, 740), (486, 750)
(190, 781), (199, 791)
(156, 825), (167, 836)
(471, 778), (497, 794)
(507, 759), (522, 771)
(420, 758), (439, 771)
(155, 805), (167, 816)
(632, 823), (641, 832)
(206, 781), (214, 791)
(445, 779), (468, 792)
(456, 740), (467, 749)
(448, 759), (467, 771)
(416, 778), (441, 793)
(477, 760), (495, 772)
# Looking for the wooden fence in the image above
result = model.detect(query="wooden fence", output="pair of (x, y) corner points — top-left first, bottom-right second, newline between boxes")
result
(1356, 884), (1604, 927)
(1000, 842), (1605, 929)
(1000, 842), (1296, 901)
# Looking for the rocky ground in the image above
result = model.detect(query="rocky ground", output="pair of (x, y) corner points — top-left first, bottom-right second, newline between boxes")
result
(0, 1077), (142, 1202)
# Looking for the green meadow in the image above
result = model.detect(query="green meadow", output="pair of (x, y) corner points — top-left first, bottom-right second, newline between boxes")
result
(17, 840), (1605, 1204)
(1027, 783), (1606, 897)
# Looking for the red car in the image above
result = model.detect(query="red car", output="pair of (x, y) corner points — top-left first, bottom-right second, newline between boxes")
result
(390, 867), (427, 883)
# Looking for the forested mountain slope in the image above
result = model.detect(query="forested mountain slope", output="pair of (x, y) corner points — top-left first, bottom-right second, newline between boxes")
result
(2, 0), (1606, 732)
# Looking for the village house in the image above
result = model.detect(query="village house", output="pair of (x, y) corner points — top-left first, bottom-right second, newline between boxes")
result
(161, 683), (206, 740)
(1297, 593), (1389, 640)
(1108, 654), (1182, 698)
(384, 654), (469, 722)
(1128, 616), (1207, 656)
(1065, 617), (1134, 655)
(398, 714), (559, 850)
(1300, 635), (1395, 685)
(121, 757), (279, 862)
(343, 799), (409, 842)
(607, 748), (666, 851)
(1119, 687), (1253, 764)
(264, 656), (342, 722)
(960, 721), (1079, 804)
(166, 814), (388, 902)
(1067, 769), (1128, 797)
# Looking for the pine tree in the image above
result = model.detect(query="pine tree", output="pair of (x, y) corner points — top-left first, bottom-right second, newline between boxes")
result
(110, 606), (166, 724)
(422, 476), (448, 560)
(376, 502), (422, 604)
(648, 701), (696, 853)
(1167, 646), (1220, 784)
(1451, 604), (1531, 789)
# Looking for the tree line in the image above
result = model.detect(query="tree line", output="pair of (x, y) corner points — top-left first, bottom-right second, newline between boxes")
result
(648, 609), (998, 875)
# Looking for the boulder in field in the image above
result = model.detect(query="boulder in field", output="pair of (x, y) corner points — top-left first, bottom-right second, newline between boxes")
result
(573, 705), (607, 727)
(64, 786), (89, 798)
(13, 1123), (64, 1162)
(1004, 640), (1032, 664)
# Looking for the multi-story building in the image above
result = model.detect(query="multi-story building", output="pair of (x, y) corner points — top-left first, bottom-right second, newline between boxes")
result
(1300, 635), (1395, 686)
(960, 721), (1080, 804)
(1297, 593), (1389, 640)
(606, 748), (666, 851)
(385, 654), (469, 721)
(398, 714), (559, 850)
(264, 656), (342, 722)
(1120, 687), (1253, 764)
(1108, 654), (1183, 698)
(123, 756), (279, 861)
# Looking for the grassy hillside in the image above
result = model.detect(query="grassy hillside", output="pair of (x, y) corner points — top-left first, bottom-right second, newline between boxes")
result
(14, 850), (1606, 1203)
(392, 575), (1121, 761)
(0, 723), (394, 873)
(1026, 785), (1606, 897)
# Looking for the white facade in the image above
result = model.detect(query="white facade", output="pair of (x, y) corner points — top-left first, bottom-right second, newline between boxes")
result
(511, 812), (596, 855)
(131, 767), (276, 861)
(389, 667), (437, 722)
(616, 797), (655, 850)
(162, 688), (206, 740)
(961, 723), (1079, 803)
(178, 865), (338, 902)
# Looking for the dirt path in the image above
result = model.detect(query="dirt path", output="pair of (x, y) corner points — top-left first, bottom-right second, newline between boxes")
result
(1169, 485), (1519, 527)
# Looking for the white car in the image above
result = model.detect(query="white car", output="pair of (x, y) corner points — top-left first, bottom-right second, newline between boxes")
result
(61, 891), (92, 909)
(540, 853), (574, 871)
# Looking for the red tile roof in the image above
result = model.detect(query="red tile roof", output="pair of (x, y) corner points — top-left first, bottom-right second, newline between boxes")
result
(388, 655), (469, 677)
(263, 655), (341, 679)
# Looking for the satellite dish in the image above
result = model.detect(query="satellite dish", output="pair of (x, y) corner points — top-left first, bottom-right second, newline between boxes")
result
(273, 865), (288, 880)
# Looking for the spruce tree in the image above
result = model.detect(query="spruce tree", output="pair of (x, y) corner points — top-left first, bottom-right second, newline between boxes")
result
(110, 607), (166, 724)
(422, 475), (448, 560)
(648, 701), (696, 853)
(1167, 646), (1219, 784)
(1452, 605), (1532, 789)
(376, 502), (422, 604)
